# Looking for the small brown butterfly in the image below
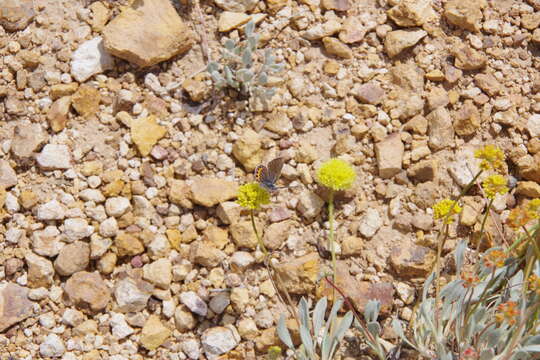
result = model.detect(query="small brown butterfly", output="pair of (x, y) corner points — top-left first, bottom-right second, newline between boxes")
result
(254, 157), (285, 191)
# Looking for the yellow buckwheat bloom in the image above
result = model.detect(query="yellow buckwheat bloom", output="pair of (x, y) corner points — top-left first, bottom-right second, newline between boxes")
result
(482, 175), (508, 199)
(507, 207), (531, 229)
(526, 198), (540, 219)
(316, 158), (356, 191)
(433, 199), (462, 224)
(236, 182), (270, 210)
(474, 145), (505, 171)
(494, 301), (519, 326)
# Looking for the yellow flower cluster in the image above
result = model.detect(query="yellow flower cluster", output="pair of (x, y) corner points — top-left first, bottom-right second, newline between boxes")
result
(474, 145), (505, 171)
(482, 175), (508, 199)
(495, 301), (519, 326)
(316, 158), (356, 191)
(526, 198), (540, 219)
(483, 249), (507, 268)
(236, 182), (270, 210)
(529, 274), (540, 296)
(433, 199), (462, 224)
(507, 207), (530, 230)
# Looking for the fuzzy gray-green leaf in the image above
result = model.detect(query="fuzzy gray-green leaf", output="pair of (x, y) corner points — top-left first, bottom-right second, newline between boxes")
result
(313, 297), (327, 337)
(277, 315), (294, 349)
(299, 324), (314, 356)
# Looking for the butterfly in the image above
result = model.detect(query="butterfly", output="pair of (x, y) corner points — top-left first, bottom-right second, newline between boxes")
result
(254, 157), (285, 191)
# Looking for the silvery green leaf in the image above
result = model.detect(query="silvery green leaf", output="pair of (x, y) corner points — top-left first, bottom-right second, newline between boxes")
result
(245, 21), (255, 37)
(441, 280), (466, 302)
(264, 88), (275, 98)
(479, 349), (495, 360)
(242, 48), (253, 67)
(236, 69), (253, 83)
(299, 297), (310, 329)
(525, 335), (540, 345)
(423, 272), (435, 300)
(322, 298), (343, 341)
(364, 300), (380, 322)
(224, 66), (233, 82)
(392, 319), (405, 338)
(508, 270), (523, 300)
(367, 321), (381, 337)
(264, 49), (274, 65)
(334, 312), (353, 342)
(455, 239), (467, 274)
(257, 72), (268, 85)
(224, 39), (235, 51)
(247, 36), (258, 52)
(269, 63), (284, 73)
(321, 334), (332, 360)
(277, 315), (294, 349)
(210, 71), (223, 83)
(207, 62), (219, 73)
(519, 345), (540, 352)
(313, 297), (327, 337)
(299, 325), (314, 356)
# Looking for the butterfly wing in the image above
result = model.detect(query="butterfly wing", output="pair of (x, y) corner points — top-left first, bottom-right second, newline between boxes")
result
(266, 157), (285, 184)
(254, 165), (268, 183)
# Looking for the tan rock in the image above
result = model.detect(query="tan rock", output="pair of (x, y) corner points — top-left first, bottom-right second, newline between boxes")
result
(518, 153), (540, 183)
(375, 133), (404, 179)
(115, 232), (145, 257)
(264, 111), (293, 135)
(50, 83), (78, 99)
(453, 45), (487, 70)
(0, 284), (33, 332)
(102, 0), (193, 67)
(390, 242), (436, 279)
(0, 0), (35, 32)
(516, 181), (540, 198)
(143, 258), (172, 289)
(384, 28), (427, 57)
(218, 11), (250, 32)
(0, 160), (17, 189)
(266, 0), (288, 14)
(131, 115), (167, 156)
(89, 1), (110, 32)
(64, 271), (111, 313)
(339, 16), (371, 44)
(203, 225), (229, 250)
(263, 220), (293, 250)
(232, 128), (263, 171)
(387, 0), (437, 27)
(444, 0), (486, 32)
(427, 107), (454, 150)
(190, 241), (227, 267)
(140, 315), (171, 350)
(341, 236), (363, 256)
(182, 77), (209, 102)
(25, 252), (54, 288)
(425, 69), (445, 81)
(474, 73), (503, 97)
(47, 96), (71, 133)
(407, 159), (437, 182)
(322, 37), (353, 59)
(71, 85), (100, 118)
(230, 220), (259, 249)
(321, 0), (350, 11)
(54, 241), (91, 276)
(274, 253), (319, 295)
(454, 100), (480, 136)
(190, 178), (238, 207)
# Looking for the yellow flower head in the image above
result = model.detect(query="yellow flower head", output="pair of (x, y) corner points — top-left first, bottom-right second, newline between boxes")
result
(433, 199), (462, 224)
(529, 274), (540, 296)
(494, 301), (519, 326)
(316, 158), (356, 191)
(482, 175), (508, 199)
(507, 207), (531, 230)
(526, 198), (540, 219)
(474, 145), (505, 171)
(266, 346), (282, 360)
(483, 249), (506, 269)
(236, 182), (270, 210)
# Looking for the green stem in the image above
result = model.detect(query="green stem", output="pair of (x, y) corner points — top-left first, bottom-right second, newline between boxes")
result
(328, 190), (336, 285)
(521, 225), (540, 260)
(475, 198), (494, 249)
(251, 209), (267, 255)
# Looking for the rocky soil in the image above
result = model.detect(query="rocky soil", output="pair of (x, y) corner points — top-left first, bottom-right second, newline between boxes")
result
(0, 0), (539, 359)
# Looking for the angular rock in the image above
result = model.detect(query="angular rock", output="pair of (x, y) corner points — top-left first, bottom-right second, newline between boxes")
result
(202, 327), (239, 359)
(36, 200), (66, 221)
(175, 305), (197, 332)
(354, 82), (384, 104)
(385, 28), (427, 57)
(64, 271), (111, 313)
(427, 107), (454, 150)
(359, 208), (382, 238)
(39, 333), (65, 358)
(71, 37), (114, 82)
(180, 291), (208, 317)
(131, 115), (167, 156)
(190, 241), (227, 267)
(390, 63), (424, 92)
(110, 312), (134, 339)
(474, 73), (502, 97)
(140, 315), (171, 350)
(36, 144), (71, 170)
(454, 100), (481, 136)
(444, 0), (486, 32)
(143, 258), (172, 289)
(213, 0), (258, 12)
(297, 190), (324, 220)
(32, 226), (63, 257)
(11, 123), (47, 159)
(527, 114), (540, 138)
(516, 181), (540, 198)
(105, 197), (131, 217)
(322, 0), (350, 11)
(54, 241), (90, 276)
(0, 283), (33, 332)
(274, 253), (319, 295)
(262, 220), (293, 250)
(407, 159), (437, 182)
(339, 16), (375, 44)
(64, 218), (94, 242)
(390, 242), (436, 279)
(232, 129), (263, 171)
(114, 277), (153, 312)
(115, 232), (145, 257)
(322, 37), (353, 59)
(453, 45), (487, 70)
(0, 0), (35, 31)
(387, 0), (436, 27)
(190, 178), (238, 207)
(375, 133), (404, 179)
(26, 252), (54, 288)
(102, 0), (193, 67)
(0, 160), (17, 188)
(218, 11), (250, 32)
(230, 220), (258, 249)
(71, 84), (100, 118)
(47, 96), (71, 133)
